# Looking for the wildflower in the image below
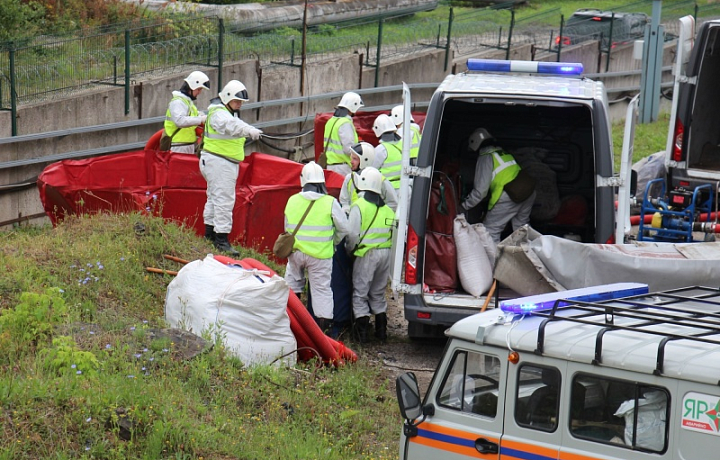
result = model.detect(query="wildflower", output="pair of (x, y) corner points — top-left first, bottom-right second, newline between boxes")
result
(162, 348), (169, 353)
(130, 326), (136, 331)
(120, 257), (125, 261)
(128, 375), (135, 379)
(134, 353), (142, 359)
(105, 344), (112, 350)
(71, 364), (77, 369)
(76, 370), (82, 375)
(86, 417), (92, 422)
(58, 289), (65, 293)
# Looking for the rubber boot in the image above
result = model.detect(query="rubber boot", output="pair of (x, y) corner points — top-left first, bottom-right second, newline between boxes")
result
(354, 316), (370, 344)
(204, 224), (216, 243)
(214, 233), (239, 257)
(374, 312), (387, 342)
(316, 318), (332, 336)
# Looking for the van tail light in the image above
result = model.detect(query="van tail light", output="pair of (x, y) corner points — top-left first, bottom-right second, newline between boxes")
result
(555, 36), (570, 46)
(672, 119), (685, 162)
(405, 224), (419, 285)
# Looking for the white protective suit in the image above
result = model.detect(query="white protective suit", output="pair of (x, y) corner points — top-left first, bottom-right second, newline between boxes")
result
(462, 146), (536, 243)
(345, 203), (391, 319)
(166, 91), (206, 154)
(199, 101), (261, 234)
(284, 191), (349, 320)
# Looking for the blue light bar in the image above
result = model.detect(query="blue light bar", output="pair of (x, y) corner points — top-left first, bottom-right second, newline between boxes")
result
(499, 283), (649, 314)
(467, 59), (584, 76)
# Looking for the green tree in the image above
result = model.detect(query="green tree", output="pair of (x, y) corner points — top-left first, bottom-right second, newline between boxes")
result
(0, 0), (45, 43)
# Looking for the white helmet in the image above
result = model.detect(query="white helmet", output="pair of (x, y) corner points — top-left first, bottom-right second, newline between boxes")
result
(219, 80), (249, 105)
(300, 161), (325, 186)
(337, 92), (364, 114)
(351, 142), (376, 170)
(358, 167), (383, 195)
(468, 128), (495, 152)
(390, 105), (415, 127)
(372, 114), (396, 138)
(184, 71), (211, 90)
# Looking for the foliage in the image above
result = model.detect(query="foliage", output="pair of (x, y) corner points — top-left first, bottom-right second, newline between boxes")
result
(0, 0), (45, 44)
(613, 111), (670, 171)
(0, 213), (398, 459)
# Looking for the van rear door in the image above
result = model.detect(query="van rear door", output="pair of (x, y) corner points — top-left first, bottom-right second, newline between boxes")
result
(615, 94), (640, 244)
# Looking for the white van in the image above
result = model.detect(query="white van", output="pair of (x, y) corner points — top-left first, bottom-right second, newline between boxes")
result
(391, 61), (637, 338)
(396, 283), (720, 459)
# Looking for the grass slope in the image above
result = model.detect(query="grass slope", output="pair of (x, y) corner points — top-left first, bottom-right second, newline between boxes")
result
(0, 213), (398, 460)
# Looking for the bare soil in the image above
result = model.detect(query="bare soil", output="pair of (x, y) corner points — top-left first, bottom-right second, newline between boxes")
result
(339, 291), (447, 395)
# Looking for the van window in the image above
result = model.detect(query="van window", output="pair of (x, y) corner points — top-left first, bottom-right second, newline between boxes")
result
(570, 374), (669, 453)
(436, 350), (501, 418)
(515, 365), (561, 431)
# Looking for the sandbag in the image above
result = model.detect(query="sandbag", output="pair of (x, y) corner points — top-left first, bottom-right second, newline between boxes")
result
(453, 214), (493, 297)
(165, 254), (296, 366)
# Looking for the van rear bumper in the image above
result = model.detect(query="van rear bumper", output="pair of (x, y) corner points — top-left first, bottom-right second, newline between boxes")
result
(404, 293), (487, 327)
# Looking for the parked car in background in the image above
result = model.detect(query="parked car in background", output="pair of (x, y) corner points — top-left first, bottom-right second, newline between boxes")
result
(556, 9), (649, 49)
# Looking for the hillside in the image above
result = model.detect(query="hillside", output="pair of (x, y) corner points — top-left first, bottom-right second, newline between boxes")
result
(0, 212), (400, 459)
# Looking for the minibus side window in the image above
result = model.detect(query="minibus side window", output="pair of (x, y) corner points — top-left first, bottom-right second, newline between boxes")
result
(570, 374), (669, 453)
(515, 365), (561, 432)
(436, 350), (501, 418)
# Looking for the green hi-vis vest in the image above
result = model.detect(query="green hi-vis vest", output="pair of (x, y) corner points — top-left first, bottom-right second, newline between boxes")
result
(324, 116), (357, 166)
(203, 106), (247, 162)
(379, 141), (402, 189)
(409, 124), (422, 160)
(488, 149), (521, 210)
(285, 194), (336, 259)
(164, 96), (199, 144)
(353, 198), (395, 257)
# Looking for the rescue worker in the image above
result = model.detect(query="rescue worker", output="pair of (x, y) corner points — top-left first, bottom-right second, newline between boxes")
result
(284, 161), (349, 333)
(371, 114), (403, 190)
(390, 105), (422, 163)
(323, 91), (364, 176)
(200, 80), (263, 256)
(164, 70), (210, 154)
(339, 141), (398, 214)
(461, 128), (536, 243)
(346, 167), (395, 343)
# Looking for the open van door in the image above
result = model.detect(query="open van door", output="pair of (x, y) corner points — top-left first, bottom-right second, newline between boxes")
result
(664, 15), (695, 169)
(615, 94), (640, 244)
(390, 83), (412, 294)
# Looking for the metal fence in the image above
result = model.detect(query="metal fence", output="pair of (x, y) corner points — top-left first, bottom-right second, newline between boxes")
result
(1, 0), (719, 135)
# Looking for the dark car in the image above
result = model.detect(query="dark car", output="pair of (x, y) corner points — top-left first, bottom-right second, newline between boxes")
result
(556, 9), (649, 49)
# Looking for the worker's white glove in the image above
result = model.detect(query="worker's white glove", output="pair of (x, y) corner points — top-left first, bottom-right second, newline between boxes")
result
(197, 114), (207, 125)
(248, 128), (263, 141)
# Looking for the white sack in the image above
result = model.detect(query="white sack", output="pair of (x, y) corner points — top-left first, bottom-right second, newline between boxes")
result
(165, 254), (296, 367)
(454, 215), (493, 297)
(615, 390), (667, 451)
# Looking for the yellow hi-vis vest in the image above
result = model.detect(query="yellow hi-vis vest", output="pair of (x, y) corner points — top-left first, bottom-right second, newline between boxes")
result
(285, 194), (336, 259)
(324, 116), (357, 166)
(353, 197), (394, 257)
(346, 172), (361, 205)
(488, 149), (521, 210)
(409, 124), (422, 160)
(379, 141), (402, 189)
(164, 96), (199, 144)
(203, 106), (247, 162)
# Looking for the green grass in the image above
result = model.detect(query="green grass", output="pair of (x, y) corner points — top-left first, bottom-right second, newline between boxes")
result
(612, 111), (670, 171)
(0, 212), (399, 459)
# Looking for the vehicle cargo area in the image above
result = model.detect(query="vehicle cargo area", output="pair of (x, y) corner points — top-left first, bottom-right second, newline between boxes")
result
(686, 26), (720, 172)
(424, 98), (598, 295)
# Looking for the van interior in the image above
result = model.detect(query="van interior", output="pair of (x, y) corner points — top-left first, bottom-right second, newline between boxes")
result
(424, 97), (599, 294)
(687, 26), (720, 170)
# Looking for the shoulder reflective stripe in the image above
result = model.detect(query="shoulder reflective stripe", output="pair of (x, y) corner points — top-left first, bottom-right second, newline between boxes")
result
(491, 151), (517, 180)
(285, 224), (333, 232)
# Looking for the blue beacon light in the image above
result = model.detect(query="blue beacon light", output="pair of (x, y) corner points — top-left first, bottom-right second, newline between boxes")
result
(467, 59), (584, 76)
(499, 282), (649, 314)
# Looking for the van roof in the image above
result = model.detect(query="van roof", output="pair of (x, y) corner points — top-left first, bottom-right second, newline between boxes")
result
(438, 72), (606, 102)
(448, 285), (720, 386)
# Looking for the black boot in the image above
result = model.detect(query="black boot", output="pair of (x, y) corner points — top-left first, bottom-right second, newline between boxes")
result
(316, 318), (332, 335)
(204, 224), (216, 243)
(354, 316), (370, 344)
(374, 313), (387, 341)
(214, 233), (239, 257)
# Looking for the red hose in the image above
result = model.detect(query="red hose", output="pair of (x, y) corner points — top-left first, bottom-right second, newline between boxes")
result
(145, 129), (164, 151)
(630, 211), (720, 226)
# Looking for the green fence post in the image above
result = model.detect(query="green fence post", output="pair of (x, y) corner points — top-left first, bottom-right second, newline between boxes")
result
(506, 9), (515, 60)
(605, 12), (615, 72)
(10, 43), (17, 136)
(557, 14), (564, 62)
(124, 29), (130, 115)
(374, 18), (384, 88)
(218, 18), (225, 91)
(445, 7), (453, 71)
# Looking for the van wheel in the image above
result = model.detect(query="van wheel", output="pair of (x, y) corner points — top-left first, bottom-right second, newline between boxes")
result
(408, 321), (447, 340)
